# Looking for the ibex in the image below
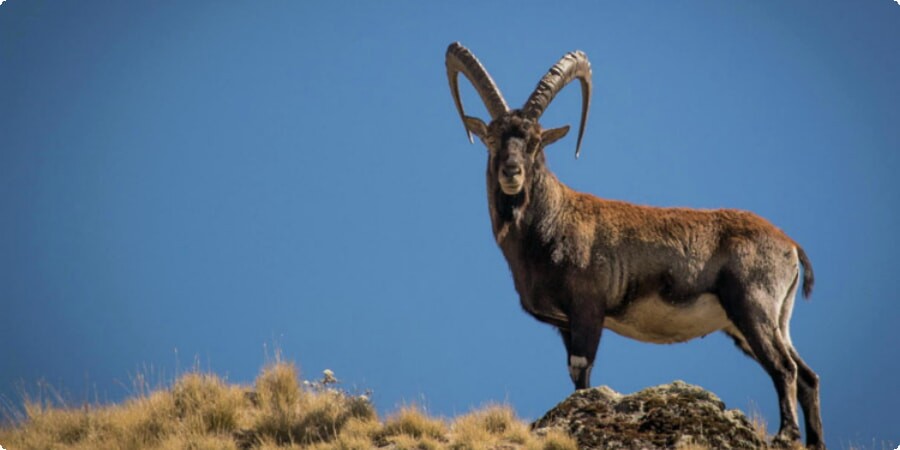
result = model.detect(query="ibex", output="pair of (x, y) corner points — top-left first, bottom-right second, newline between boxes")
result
(446, 42), (824, 449)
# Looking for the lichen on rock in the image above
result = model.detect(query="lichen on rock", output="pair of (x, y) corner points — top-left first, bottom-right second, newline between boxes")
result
(531, 381), (765, 450)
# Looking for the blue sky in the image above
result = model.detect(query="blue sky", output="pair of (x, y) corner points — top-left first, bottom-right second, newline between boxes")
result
(1, 1), (898, 447)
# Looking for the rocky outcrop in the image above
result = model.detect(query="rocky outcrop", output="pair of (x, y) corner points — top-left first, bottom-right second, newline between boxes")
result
(532, 381), (766, 450)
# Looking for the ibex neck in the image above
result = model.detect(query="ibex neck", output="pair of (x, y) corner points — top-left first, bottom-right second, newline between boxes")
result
(526, 168), (567, 236)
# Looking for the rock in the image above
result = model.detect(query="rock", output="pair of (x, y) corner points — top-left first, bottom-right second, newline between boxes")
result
(531, 381), (765, 450)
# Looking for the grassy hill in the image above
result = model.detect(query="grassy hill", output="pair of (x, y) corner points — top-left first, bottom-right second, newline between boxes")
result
(0, 360), (577, 450)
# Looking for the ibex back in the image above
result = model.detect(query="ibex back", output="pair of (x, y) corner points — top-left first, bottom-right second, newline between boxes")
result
(446, 42), (824, 449)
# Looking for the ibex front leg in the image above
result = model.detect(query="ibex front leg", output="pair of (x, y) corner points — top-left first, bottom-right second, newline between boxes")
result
(564, 303), (605, 390)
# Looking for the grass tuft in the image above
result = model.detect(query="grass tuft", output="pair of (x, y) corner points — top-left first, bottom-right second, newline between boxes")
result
(747, 401), (769, 443)
(252, 362), (376, 446)
(378, 405), (447, 442)
(172, 372), (244, 434)
(449, 404), (567, 450)
(531, 427), (579, 450)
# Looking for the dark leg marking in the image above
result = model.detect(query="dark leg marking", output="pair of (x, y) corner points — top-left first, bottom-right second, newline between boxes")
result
(789, 346), (825, 449)
(566, 307), (604, 390)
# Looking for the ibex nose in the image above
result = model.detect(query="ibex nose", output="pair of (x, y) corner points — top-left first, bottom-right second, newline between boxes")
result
(502, 164), (522, 178)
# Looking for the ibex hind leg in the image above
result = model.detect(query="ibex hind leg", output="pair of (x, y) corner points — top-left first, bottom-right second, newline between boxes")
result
(780, 273), (826, 449)
(717, 271), (802, 447)
(788, 346), (825, 449)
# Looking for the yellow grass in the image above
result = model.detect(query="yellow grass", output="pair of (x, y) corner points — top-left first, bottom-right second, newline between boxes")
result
(0, 360), (579, 449)
(379, 406), (447, 442)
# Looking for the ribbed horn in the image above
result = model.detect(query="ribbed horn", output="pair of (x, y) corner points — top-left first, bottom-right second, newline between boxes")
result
(446, 42), (509, 143)
(522, 51), (592, 158)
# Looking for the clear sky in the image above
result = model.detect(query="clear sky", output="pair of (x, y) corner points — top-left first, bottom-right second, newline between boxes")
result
(1, 1), (898, 447)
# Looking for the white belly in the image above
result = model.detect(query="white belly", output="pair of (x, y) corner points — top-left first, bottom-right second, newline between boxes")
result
(604, 293), (732, 344)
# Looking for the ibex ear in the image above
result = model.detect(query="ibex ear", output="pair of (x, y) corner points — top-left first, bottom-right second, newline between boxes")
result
(463, 116), (488, 143)
(541, 125), (570, 146)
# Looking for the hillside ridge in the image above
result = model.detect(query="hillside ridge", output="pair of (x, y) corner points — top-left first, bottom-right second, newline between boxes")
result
(0, 361), (775, 450)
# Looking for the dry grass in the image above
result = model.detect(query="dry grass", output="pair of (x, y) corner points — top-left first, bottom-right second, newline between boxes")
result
(448, 404), (578, 450)
(379, 406), (447, 443)
(747, 401), (769, 444)
(0, 361), (578, 450)
(526, 428), (579, 450)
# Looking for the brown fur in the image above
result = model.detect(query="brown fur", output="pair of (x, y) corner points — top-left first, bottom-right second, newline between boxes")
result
(449, 44), (823, 448)
(466, 110), (822, 448)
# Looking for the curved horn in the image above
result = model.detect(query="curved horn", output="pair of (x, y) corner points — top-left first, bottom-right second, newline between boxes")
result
(522, 51), (592, 158)
(446, 42), (509, 143)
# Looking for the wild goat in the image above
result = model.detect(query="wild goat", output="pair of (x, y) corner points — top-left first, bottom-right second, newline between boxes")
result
(446, 42), (824, 449)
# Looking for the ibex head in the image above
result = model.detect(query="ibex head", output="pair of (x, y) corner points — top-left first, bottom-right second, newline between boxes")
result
(446, 42), (592, 197)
